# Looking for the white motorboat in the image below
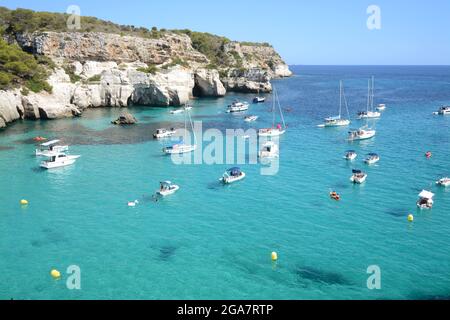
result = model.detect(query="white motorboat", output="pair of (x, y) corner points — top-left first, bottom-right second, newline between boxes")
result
(258, 87), (287, 137)
(417, 190), (434, 209)
(358, 77), (381, 119)
(153, 128), (176, 139)
(170, 109), (184, 114)
(163, 143), (197, 154)
(344, 150), (357, 161)
(435, 106), (450, 115)
(350, 169), (367, 184)
(320, 80), (351, 127)
(156, 181), (180, 196)
(364, 153), (380, 165)
(163, 109), (196, 154)
(376, 104), (386, 111)
(220, 167), (246, 184)
(259, 141), (279, 158)
(436, 177), (450, 187)
(40, 152), (80, 169)
(244, 115), (259, 122)
(227, 101), (249, 113)
(348, 126), (376, 141)
(35, 139), (68, 156)
(184, 103), (193, 111)
(253, 97), (266, 103)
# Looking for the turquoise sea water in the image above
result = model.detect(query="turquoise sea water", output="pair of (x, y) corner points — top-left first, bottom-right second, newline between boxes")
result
(1, 66), (450, 300)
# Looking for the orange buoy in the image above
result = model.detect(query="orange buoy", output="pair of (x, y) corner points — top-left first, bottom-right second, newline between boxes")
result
(33, 136), (47, 142)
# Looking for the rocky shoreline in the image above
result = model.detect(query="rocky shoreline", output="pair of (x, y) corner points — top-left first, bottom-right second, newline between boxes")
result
(0, 31), (292, 129)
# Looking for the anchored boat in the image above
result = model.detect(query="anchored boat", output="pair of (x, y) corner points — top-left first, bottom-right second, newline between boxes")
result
(40, 152), (80, 169)
(245, 115), (259, 122)
(156, 181), (180, 196)
(417, 190), (434, 209)
(319, 80), (351, 127)
(227, 101), (249, 113)
(259, 141), (279, 159)
(350, 169), (367, 184)
(258, 87), (287, 137)
(220, 167), (246, 184)
(348, 126), (376, 141)
(163, 109), (196, 154)
(434, 106), (450, 115)
(364, 153), (380, 165)
(358, 77), (381, 119)
(344, 150), (357, 161)
(153, 128), (176, 139)
(436, 177), (450, 187)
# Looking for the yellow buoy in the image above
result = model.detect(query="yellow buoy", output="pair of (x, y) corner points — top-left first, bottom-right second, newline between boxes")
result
(20, 199), (28, 205)
(50, 269), (61, 279)
(408, 214), (414, 222)
(271, 252), (278, 261)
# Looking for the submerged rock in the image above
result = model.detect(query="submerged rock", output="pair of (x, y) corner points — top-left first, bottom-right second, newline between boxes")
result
(111, 113), (137, 125)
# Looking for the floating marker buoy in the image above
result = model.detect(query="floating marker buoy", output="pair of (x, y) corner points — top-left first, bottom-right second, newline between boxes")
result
(20, 199), (28, 205)
(408, 214), (414, 222)
(50, 269), (61, 279)
(271, 252), (278, 261)
(425, 151), (432, 158)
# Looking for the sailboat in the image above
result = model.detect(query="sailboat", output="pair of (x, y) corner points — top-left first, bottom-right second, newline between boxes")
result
(319, 80), (351, 127)
(358, 77), (381, 119)
(258, 87), (286, 137)
(163, 109), (197, 154)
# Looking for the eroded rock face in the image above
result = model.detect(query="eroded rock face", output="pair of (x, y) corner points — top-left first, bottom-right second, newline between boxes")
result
(16, 32), (209, 65)
(222, 68), (272, 93)
(193, 69), (226, 97)
(0, 90), (23, 126)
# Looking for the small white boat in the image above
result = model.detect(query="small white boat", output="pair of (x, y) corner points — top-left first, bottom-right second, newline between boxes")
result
(227, 101), (249, 113)
(344, 150), (357, 161)
(350, 169), (367, 184)
(220, 167), (246, 184)
(244, 115), (259, 122)
(320, 81), (351, 127)
(40, 152), (80, 169)
(35, 139), (68, 156)
(163, 143), (197, 154)
(259, 141), (279, 158)
(184, 103), (193, 111)
(170, 109), (184, 115)
(258, 86), (287, 137)
(376, 104), (386, 111)
(358, 77), (381, 119)
(348, 127), (376, 141)
(153, 128), (176, 139)
(435, 106), (450, 115)
(163, 109), (197, 154)
(358, 111), (381, 119)
(253, 97), (266, 103)
(417, 190), (434, 209)
(436, 177), (450, 187)
(364, 153), (380, 165)
(128, 200), (139, 207)
(156, 181), (180, 197)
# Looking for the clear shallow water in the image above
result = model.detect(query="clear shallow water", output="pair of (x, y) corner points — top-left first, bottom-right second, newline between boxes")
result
(1, 66), (450, 300)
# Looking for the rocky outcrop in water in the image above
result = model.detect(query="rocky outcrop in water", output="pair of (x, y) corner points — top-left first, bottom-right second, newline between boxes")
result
(111, 113), (137, 125)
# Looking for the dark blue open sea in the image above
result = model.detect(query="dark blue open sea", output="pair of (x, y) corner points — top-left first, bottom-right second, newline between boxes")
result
(1, 65), (449, 299)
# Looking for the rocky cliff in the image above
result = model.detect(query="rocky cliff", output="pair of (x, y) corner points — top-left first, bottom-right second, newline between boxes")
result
(1, 31), (291, 129)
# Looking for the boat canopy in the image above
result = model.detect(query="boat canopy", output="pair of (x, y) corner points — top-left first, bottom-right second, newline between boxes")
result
(352, 169), (363, 174)
(160, 181), (173, 187)
(40, 139), (60, 147)
(346, 150), (356, 153)
(227, 167), (241, 176)
(325, 116), (341, 121)
(418, 190), (434, 199)
(367, 153), (378, 156)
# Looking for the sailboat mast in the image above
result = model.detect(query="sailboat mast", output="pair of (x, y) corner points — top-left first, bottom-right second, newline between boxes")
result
(272, 87), (276, 128)
(275, 87), (286, 129)
(371, 76), (375, 111)
(339, 80), (343, 119)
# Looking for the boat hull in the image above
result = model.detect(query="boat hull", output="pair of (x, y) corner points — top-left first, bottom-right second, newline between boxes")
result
(258, 129), (286, 137)
(40, 159), (76, 169)
(221, 172), (246, 184)
(157, 185), (180, 196)
(163, 145), (197, 154)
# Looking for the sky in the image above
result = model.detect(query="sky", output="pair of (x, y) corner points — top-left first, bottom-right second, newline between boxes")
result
(1, 0), (449, 65)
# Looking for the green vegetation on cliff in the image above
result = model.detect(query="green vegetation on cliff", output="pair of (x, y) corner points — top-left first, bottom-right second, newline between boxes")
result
(0, 38), (52, 92)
